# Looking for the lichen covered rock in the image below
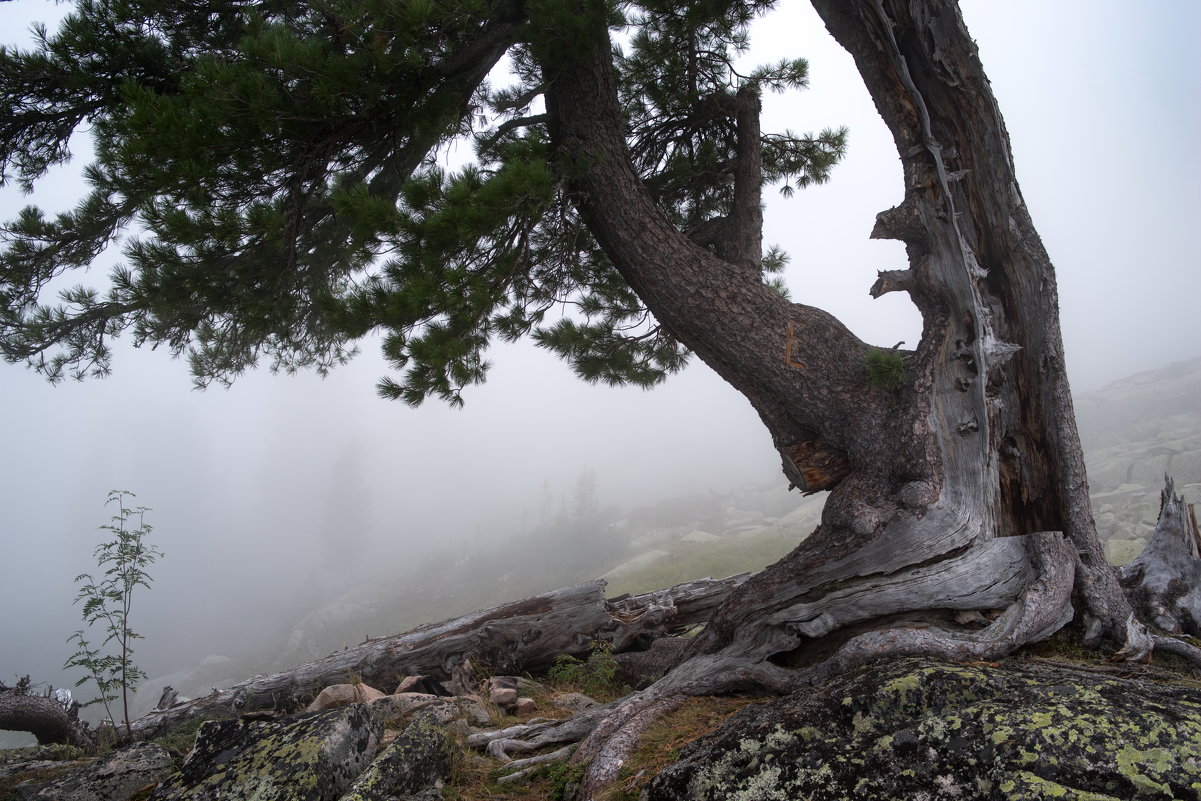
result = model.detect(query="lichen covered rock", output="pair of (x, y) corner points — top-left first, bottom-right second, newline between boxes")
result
(647, 657), (1201, 800)
(339, 713), (452, 801)
(20, 741), (174, 801)
(149, 703), (381, 800)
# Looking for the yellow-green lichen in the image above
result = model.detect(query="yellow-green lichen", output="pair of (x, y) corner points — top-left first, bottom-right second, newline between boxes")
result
(650, 656), (1201, 801)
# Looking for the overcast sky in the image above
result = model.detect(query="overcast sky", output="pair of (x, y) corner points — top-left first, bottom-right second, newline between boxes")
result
(2, 0), (1199, 699)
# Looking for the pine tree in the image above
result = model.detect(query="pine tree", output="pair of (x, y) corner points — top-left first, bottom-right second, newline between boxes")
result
(3, 1), (1194, 794)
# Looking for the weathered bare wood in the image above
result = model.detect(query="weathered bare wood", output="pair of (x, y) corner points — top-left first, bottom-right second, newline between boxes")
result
(766, 536), (1032, 638)
(1120, 476), (1201, 636)
(496, 744), (577, 783)
(868, 269), (914, 299)
(131, 581), (610, 738)
(129, 575), (744, 739)
(606, 573), (749, 651)
(572, 695), (686, 800)
(801, 531), (1077, 681)
(467, 702), (620, 761)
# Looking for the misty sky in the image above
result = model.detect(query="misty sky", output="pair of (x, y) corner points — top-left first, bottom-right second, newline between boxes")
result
(2, 0), (1199, 701)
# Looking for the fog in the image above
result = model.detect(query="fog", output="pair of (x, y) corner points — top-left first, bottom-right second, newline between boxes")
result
(2, 0), (1199, 717)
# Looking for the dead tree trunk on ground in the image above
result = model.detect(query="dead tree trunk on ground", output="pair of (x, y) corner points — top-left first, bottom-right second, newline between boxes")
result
(0, 678), (93, 749)
(128, 575), (746, 740)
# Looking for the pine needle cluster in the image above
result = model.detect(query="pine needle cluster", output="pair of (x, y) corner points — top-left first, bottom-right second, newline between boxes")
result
(1, 0), (846, 404)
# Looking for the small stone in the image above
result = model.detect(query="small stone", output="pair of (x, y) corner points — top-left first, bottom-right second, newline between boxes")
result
(394, 675), (452, 696)
(514, 697), (538, 715)
(304, 682), (386, 713)
(490, 687), (518, 708)
(553, 692), (600, 713)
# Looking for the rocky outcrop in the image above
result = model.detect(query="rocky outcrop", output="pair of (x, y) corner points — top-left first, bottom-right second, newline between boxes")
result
(3, 680), (541, 799)
(1076, 358), (1201, 566)
(338, 714), (452, 801)
(18, 741), (174, 801)
(646, 656), (1201, 800)
(149, 704), (381, 800)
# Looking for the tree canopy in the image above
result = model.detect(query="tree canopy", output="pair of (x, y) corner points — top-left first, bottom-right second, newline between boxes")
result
(0, 0), (846, 405)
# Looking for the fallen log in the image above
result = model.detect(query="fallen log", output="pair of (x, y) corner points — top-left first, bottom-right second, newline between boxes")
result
(0, 678), (93, 748)
(130, 574), (747, 739)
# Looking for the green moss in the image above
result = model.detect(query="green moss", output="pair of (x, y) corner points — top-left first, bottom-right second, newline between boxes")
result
(152, 713), (220, 756)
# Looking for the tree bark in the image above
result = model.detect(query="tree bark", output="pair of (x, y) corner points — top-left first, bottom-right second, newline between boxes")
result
(0, 689), (93, 749)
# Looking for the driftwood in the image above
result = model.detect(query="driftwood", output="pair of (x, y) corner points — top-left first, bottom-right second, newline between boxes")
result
(1121, 476), (1201, 637)
(129, 574), (747, 739)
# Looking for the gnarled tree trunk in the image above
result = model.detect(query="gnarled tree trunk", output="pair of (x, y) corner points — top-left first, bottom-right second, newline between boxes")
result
(538, 0), (1136, 680)
(523, 1), (1176, 794)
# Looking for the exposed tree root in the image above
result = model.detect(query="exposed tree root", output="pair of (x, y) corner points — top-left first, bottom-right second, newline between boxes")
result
(571, 695), (687, 798)
(466, 531), (1091, 800)
(1150, 635), (1201, 667)
(466, 702), (619, 762)
(496, 744), (577, 783)
(795, 530), (1076, 682)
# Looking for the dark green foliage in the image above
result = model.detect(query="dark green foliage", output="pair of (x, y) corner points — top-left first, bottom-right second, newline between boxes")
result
(864, 347), (904, 391)
(65, 490), (162, 737)
(546, 641), (622, 697)
(152, 714), (216, 758)
(542, 760), (587, 801)
(1, 0), (845, 403)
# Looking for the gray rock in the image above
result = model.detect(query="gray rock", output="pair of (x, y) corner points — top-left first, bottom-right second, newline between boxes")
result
(647, 656), (1201, 800)
(489, 687), (518, 708)
(486, 677), (519, 709)
(614, 636), (689, 689)
(552, 692), (600, 713)
(150, 704), (381, 800)
(367, 693), (488, 729)
(23, 741), (174, 801)
(338, 714), (451, 801)
(0, 743), (86, 766)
